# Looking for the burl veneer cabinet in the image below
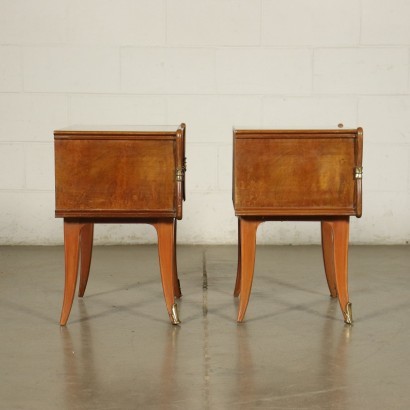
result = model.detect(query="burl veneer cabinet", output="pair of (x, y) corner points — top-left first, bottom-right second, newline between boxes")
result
(233, 128), (363, 324)
(54, 124), (186, 325)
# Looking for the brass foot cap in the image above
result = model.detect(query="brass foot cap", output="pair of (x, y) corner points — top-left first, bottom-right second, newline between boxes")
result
(343, 302), (353, 325)
(170, 303), (181, 325)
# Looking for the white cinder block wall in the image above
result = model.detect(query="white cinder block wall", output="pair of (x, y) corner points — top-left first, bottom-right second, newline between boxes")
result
(0, 0), (409, 245)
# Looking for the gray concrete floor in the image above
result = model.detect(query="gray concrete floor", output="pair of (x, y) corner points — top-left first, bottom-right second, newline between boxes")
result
(0, 245), (409, 409)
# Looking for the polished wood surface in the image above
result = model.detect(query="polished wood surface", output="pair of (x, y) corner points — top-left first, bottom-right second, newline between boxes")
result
(55, 124), (186, 326)
(233, 128), (363, 324)
(236, 218), (262, 322)
(78, 223), (93, 298)
(55, 124), (186, 219)
(55, 139), (175, 217)
(153, 220), (178, 323)
(60, 221), (83, 326)
(321, 218), (350, 317)
(233, 129), (363, 217)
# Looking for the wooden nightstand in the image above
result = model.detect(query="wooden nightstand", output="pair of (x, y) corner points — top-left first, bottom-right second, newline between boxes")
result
(54, 124), (186, 325)
(233, 128), (363, 324)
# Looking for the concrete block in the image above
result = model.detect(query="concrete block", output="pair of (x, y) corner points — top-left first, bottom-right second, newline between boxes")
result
(68, 0), (165, 46)
(314, 48), (408, 94)
(0, 143), (25, 189)
(361, 0), (410, 45)
(0, 192), (60, 245)
(0, 94), (68, 142)
(0, 46), (22, 92)
(364, 143), (408, 193)
(178, 191), (237, 244)
(186, 144), (218, 192)
(93, 223), (157, 245)
(25, 143), (54, 191)
(166, 95), (262, 143)
(216, 48), (312, 94)
(23, 47), (120, 93)
(408, 148), (410, 194)
(258, 220), (321, 245)
(350, 190), (410, 244)
(121, 48), (216, 94)
(164, 48), (217, 94)
(262, 96), (357, 129)
(121, 48), (166, 94)
(358, 96), (410, 144)
(218, 145), (232, 191)
(167, 0), (260, 46)
(262, 0), (360, 46)
(69, 94), (167, 125)
(0, 0), (66, 45)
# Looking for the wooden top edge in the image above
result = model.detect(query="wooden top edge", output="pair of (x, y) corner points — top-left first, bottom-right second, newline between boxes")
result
(234, 128), (361, 138)
(55, 209), (176, 218)
(234, 209), (357, 216)
(54, 124), (183, 138)
(54, 134), (177, 140)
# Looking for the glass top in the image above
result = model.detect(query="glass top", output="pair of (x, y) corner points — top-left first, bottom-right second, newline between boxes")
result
(55, 124), (181, 133)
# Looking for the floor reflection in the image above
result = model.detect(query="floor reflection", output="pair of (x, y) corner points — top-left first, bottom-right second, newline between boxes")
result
(60, 301), (186, 409)
(60, 302), (98, 409)
(224, 300), (352, 407)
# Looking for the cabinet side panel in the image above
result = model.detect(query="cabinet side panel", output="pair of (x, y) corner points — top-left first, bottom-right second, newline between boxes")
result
(234, 137), (356, 214)
(55, 139), (175, 214)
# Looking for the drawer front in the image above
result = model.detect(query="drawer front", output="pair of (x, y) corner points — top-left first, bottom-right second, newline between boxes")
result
(55, 139), (176, 217)
(234, 136), (358, 216)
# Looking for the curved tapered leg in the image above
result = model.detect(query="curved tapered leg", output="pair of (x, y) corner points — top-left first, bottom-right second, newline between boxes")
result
(78, 223), (94, 297)
(173, 220), (182, 298)
(321, 221), (338, 298)
(324, 218), (352, 324)
(234, 218), (242, 297)
(154, 220), (180, 325)
(237, 218), (261, 323)
(60, 221), (84, 326)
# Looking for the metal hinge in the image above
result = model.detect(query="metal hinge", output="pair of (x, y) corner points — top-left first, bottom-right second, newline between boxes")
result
(354, 166), (363, 179)
(176, 158), (187, 182)
(176, 167), (185, 182)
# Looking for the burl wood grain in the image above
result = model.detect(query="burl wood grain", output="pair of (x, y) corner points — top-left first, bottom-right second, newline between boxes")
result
(233, 130), (362, 217)
(235, 138), (353, 211)
(55, 139), (175, 217)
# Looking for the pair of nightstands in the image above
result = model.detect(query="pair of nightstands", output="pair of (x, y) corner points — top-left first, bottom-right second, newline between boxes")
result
(54, 124), (362, 326)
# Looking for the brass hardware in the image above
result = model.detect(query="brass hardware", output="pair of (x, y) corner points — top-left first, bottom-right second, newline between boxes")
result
(354, 167), (363, 179)
(176, 167), (184, 182)
(343, 302), (353, 325)
(176, 158), (187, 182)
(170, 303), (181, 325)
